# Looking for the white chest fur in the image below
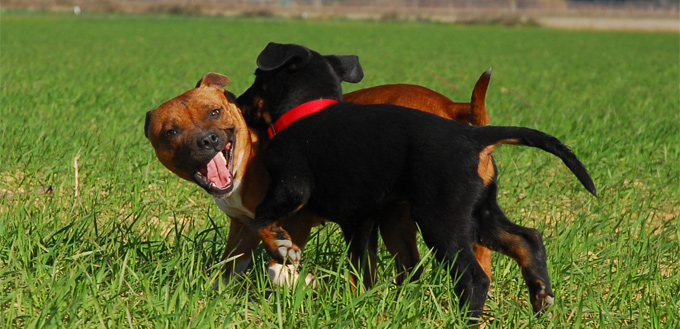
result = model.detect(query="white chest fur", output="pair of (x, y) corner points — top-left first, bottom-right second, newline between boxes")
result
(213, 183), (255, 220)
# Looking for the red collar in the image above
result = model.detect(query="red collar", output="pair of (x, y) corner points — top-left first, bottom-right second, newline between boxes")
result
(268, 99), (339, 139)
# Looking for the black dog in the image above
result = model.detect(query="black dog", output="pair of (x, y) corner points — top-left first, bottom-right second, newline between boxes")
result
(237, 42), (597, 322)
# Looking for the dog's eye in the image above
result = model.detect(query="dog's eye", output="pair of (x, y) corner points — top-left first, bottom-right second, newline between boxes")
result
(165, 129), (178, 138)
(211, 108), (222, 117)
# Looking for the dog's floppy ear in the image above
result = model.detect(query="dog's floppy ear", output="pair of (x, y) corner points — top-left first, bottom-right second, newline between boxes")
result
(144, 110), (153, 139)
(195, 72), (231, 89)
(325, 55), (364, 83)
(256, 42), (311, 71)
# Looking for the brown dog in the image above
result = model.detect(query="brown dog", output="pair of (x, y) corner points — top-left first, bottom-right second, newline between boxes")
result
(145, 73), (315, 286)
(145, 70), (493, 286)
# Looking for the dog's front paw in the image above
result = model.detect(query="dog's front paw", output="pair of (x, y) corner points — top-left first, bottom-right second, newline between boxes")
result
(258, 225), (301, 264)
(268, 262), (317, 288)
(275, 239), (301, 263)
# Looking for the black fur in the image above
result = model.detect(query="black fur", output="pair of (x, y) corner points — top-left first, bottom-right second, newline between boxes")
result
(238, 42), (596, 323)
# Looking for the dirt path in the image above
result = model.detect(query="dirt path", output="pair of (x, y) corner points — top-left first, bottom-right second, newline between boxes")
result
(538, 16), (679, 32)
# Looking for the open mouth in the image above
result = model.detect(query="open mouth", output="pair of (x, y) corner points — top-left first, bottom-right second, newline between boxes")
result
(193, 134), (235, 196)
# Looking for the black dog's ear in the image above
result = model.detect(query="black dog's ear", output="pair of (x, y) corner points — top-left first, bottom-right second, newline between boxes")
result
(195, 72), (231, 89)
(224, 90), (237, 104)
(144, 110), (153, 139)
(256, 42), (312, 71)
(325, 55), (364, 83)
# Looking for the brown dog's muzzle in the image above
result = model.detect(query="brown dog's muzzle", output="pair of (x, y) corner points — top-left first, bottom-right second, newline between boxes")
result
(174, 128), (236, 196)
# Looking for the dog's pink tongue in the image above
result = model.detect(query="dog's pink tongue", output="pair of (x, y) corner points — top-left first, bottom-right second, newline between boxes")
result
(206, 152), (232, 189)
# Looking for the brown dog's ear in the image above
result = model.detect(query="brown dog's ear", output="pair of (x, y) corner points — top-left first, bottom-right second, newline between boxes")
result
(325, 55), (364, 83)
(195, 72), (231, 89)
(144, 110), (154, 139)
(256, 42), (311, 71)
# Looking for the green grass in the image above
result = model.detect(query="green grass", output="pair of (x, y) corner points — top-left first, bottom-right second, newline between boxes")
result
(1, 11), (678, 328)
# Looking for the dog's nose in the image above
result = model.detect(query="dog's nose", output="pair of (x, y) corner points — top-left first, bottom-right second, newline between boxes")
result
(198, 132), (221, 150)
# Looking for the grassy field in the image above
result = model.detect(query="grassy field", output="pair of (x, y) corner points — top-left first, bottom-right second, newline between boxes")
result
(1, 10), (678, 328)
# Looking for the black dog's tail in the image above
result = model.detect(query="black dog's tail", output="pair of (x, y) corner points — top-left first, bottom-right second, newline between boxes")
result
(472, 125), (597, 197)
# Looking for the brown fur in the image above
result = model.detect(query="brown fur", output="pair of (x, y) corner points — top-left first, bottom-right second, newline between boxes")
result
(344, 69), (491, 125)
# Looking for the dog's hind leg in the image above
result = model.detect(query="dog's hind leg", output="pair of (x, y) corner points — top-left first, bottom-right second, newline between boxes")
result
(474, 184), (554, 315)
(423, 228), (489, 322)
(340, 219), (379, 289)
(380, 202), (489, 285)
(379, 202), (422, 284)
(366, 221), (380, 287)
(218, 219), (261, 287)
(413, 207), (490, 323)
